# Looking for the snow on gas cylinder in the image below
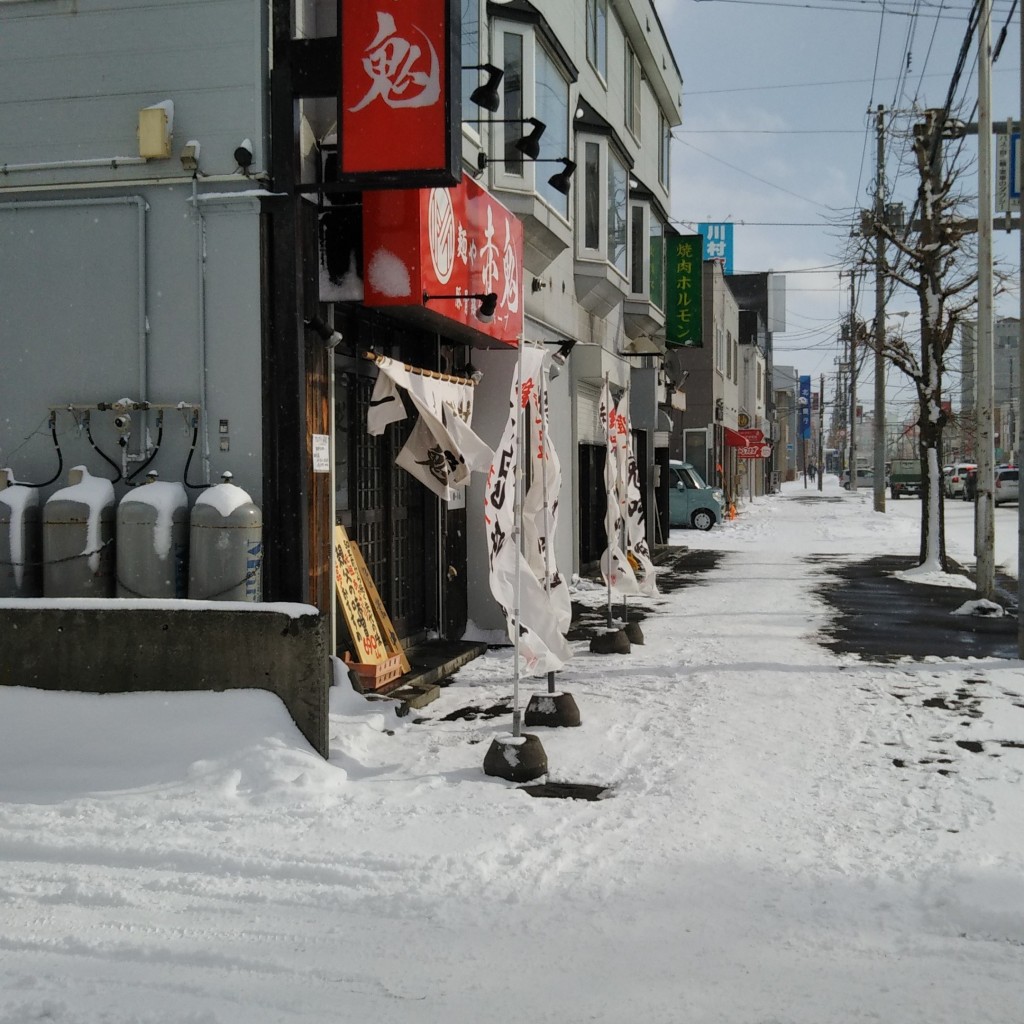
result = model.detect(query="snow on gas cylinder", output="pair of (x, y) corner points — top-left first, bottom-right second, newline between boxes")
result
(42, 466), (116, 597)
(0, 468), (42, 598)
(116, 475), (189, 599)
(188, 472), (262, 602)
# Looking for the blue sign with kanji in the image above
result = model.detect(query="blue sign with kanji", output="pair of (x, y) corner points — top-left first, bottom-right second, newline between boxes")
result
(799, 375), (811, 440)
(697, 222), (733, 274)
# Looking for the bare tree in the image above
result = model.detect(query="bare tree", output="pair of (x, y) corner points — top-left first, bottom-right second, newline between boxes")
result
(862, 109), (980, 571)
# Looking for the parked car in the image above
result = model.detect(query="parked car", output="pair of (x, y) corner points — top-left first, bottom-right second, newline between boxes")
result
(668, 460), (724, 531)
(842, 468), (884, 490)
(994, 467), (1019, 506)
(945, 462), (976, 499)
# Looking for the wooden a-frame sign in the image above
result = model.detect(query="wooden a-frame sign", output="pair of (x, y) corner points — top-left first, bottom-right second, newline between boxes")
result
(333, 525), (409, 687)
(348, 539), (411, 674)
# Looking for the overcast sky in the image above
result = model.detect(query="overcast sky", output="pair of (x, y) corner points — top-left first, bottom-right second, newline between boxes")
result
(657, 0), (1023, 415)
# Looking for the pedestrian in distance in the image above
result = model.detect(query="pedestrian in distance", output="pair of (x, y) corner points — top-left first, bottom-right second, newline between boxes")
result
(964, 467), (977, 501)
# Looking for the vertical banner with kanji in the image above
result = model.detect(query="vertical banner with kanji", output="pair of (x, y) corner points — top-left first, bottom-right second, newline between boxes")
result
(485, 347), (572, 674)
(522, 363), (572, 637)
(799, 375), (812, 440)
(618, 392), (658, 597)
(665, 235), (703, 347)
(599, 381), (638, 596)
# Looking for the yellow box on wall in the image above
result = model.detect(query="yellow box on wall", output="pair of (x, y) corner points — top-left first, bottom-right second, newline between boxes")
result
(138, 105), (172, 159)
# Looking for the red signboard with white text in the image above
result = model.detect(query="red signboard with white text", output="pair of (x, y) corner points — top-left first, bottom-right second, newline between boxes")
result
(338, 0), (459, 188)
(362, 174), (524, 346)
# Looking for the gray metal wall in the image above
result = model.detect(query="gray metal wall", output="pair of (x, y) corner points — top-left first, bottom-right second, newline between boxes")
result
(0, 0), (269, 505)
(0, 190), (265, 505)
(0, 0), (268, 183)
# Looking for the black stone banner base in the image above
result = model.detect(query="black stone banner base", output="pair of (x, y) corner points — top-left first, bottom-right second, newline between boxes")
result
(483, 732), (548, 782)
(524, 691), (581, 728)
(623, 621), (644, 645)
(589, 628), (631, 655)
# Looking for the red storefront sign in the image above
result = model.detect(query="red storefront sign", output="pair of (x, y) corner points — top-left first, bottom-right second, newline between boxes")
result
(362, 174), (524, 346)
(338, 0), (459, 188)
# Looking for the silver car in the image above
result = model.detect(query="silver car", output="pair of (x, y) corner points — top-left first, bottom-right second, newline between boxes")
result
(994, 467), (1019, 506)
(946, 462), (977, 498)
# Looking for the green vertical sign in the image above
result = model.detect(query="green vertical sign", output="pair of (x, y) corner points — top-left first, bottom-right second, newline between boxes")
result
(665, 235), (703, 347)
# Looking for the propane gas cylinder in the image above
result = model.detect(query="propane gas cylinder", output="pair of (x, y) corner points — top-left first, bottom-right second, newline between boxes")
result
(42, 466), (116, 597)
(188, 472), (262, 601)
(116, 476), (189, 598)
(0, 469), (42, 598)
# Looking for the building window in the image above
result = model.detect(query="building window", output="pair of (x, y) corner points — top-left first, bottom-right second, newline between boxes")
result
(461, 0), (480, 133)
(608, 150), (628, 275)
(586, 0), (607, 80)
(535, 44), (569, 217)
(658, 110), (670, 186)
(630, 203), (645, 293)
(628, 201), (664, 309)
(502, 31), (525, 176)
(649, 213), (664, 309)
(584, 141), (601, 250)
(489, 25), (571, 221)
(625, 42), (641, 141)
(580, 135), (630, 280)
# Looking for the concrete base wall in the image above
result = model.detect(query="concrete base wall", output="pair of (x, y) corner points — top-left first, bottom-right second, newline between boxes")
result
(0, 606), (330, 757)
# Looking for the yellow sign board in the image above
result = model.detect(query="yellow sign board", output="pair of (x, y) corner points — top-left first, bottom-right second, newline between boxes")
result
(334, 525), (388, 665)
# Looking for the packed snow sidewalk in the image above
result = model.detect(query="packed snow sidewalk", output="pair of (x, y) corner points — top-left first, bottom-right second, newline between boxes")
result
(2, 477), (1024, 1024)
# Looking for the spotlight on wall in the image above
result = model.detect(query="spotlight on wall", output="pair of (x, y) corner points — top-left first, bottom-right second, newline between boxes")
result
(547, 338), (577, 380)
(476, 153), (576, 194)
(550, 339), (577, 367)
(464, 117), (546, 159)
(462, 64), (504, 112)
(423, 290), (499, 324)
(234, 138), (253, 172)
(180, 140), (201, 172)
(547, 158), (577, 195)
(305, 316), (344, 349)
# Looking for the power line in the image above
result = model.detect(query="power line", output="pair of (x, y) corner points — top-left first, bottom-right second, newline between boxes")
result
(693, 0), (1015, 15)
(677, 138), (840, 211)
(677, 128), (865, 134)
(683, 66), (1016, 96)
(671, 219), (834, 226)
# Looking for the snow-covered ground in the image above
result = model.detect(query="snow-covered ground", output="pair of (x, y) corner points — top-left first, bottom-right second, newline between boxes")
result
(2, 476), (1023, 1024)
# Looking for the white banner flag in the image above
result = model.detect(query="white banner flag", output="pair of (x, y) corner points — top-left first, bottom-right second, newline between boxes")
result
(486, 347), (572, 674)
(367, 356), (492, 501)
(618, 392), (658, 596)
(600, 381), (638, 596)
(522, 364), (572, 635)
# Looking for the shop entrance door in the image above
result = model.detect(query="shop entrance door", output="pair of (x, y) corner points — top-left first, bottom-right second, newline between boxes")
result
(335, 367), (432, 644)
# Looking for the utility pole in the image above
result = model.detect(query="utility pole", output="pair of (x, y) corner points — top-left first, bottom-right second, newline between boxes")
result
(818, 372), (825, 491)
(976, 0), (996, 599)
(873, 105), (888, 512)
(848, 273), (858, 491)
(1018, 3), (1024, 655)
